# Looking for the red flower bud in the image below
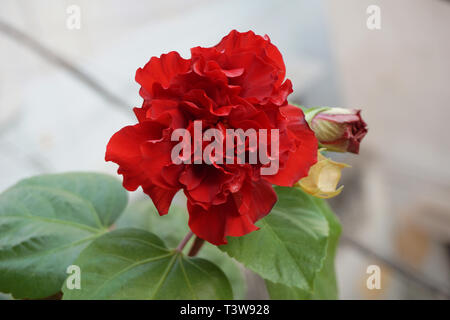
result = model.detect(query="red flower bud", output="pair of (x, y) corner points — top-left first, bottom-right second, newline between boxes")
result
(308, 108), (368, 154)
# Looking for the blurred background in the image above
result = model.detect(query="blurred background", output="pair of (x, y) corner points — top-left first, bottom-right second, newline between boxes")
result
(0, 0), (449, 299)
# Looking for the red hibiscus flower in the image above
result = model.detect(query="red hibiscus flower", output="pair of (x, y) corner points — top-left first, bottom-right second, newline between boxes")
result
(106, 30), (317, 245)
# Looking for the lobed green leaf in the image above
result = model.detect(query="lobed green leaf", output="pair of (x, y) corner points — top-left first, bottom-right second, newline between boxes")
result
(62, 228), (232, 300)
(0, 172), (128, 298)
(265, 197), (341, 299)
(116, 199), (247, 299)
(220, 186), (330, 293)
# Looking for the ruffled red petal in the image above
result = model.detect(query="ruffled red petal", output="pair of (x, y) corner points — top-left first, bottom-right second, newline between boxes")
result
(142, 184), (178, 216)
(187, 179), (276, 245)
(264, 105), (318, 186)
(135, 51), (190, 98)
(105, 122), (164, 190)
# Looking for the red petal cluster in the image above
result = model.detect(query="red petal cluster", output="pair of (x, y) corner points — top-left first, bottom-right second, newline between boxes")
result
(106, 30), (317, 245)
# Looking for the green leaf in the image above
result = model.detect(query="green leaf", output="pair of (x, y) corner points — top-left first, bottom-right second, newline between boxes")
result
(116, 199), (247, 299)
(265, 197), (341, 299)
(288, 103), (330, 124)
(309, 198), (341, 299)
(62, 228), (232, 299)
(197, 243), (247, 300)
(219, 186), (329, 292)
(116, 199), (189, 248)
(0, 172), (128, 299)
(15, 172), (128, 227)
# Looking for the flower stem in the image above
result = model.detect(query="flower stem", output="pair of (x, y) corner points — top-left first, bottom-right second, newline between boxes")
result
(176, 231), (193, 252)
(188, 236), (205, 257)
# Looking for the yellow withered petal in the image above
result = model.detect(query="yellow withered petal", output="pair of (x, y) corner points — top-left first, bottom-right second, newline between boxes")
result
(296, 152), (350, 199)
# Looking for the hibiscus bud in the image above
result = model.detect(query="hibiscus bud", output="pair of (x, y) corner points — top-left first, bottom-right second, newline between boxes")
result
(305, 107), (367, 154)
(296, 152), (350, 199)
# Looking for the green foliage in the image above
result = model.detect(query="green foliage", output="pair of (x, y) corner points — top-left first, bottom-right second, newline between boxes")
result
(265, 197), (341, 299)
(116, 199), (247, 299)
(62, 228), (232, 300)
(116, 199), (189, 248)
(220, 187), (330, 293)
(0, 172), (128, 299)
(0, 172), (341, 300)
